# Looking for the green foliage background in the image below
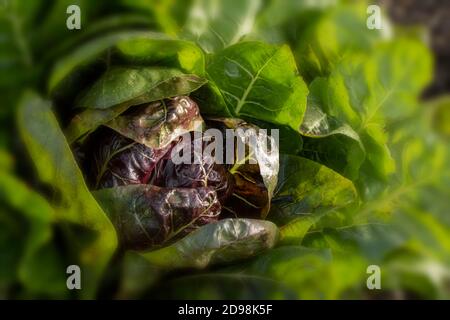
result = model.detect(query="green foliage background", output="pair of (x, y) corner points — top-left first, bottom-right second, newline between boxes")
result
(0, 0), (449, 299)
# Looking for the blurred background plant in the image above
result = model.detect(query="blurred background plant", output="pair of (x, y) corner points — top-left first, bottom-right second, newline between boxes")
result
(0, 0), (449, 299)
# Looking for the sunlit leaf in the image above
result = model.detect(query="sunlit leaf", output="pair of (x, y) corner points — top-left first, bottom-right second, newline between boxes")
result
(66, 68), (206, 143)
(295, 3), (386, 80)
(17, 91), (118, 298)
(182, 0), (261, 53)
(206, 41), (308, 132)
(49, 31), (205, 93)
(300, 98), (365, 180)
(270, 154), (358, 225)
(141, 218), (279, 269)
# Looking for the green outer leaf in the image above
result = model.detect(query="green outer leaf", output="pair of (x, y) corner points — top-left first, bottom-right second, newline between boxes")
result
(428, 95), (450, 138)
(17, 91), (117, 298)
(49, 31), (133, 92)
(40, 14), (157, 64)
(237, 246), (345, 299)
(248, 118), (303, 155)
(309, 37), (433, 198)
(302, 223), (403, 261)
(182, 0), (261, 53)
(270, 154), (357, 225)
(295, 3), (385, 80)
(301, 101), (361, 140)
(0, 209), (23, 289)
(255, 0), (335, 33)
(279, 215), (321, 246)
(66, 69), (207, 143)
(191, 82), (233, 117)
(140, 218), (279, 269)
(65, 103), (129, 144)
(0, 171), (67, 296)
(309, 58), (395, 198)
(116, 251), (162, 299)
(76, 67), (206, 109)
(300, 91), (365, 180)
(206, 41), (308, 132)
(116, 35), (205, 74)
(0, 149), (13, 170)
(48, 31), (205, 92)
(153, 273), (296, 299)
(364, 38), (432, 122)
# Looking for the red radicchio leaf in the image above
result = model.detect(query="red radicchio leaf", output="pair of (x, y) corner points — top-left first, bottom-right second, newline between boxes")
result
(80, 127), (176, 189)
(93, 185), (221, 250)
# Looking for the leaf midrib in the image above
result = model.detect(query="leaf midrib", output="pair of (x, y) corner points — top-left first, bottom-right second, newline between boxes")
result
(234, 49), (279, 115)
